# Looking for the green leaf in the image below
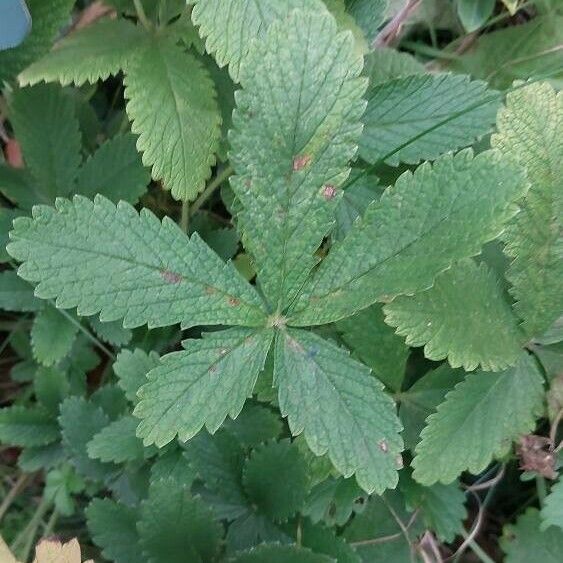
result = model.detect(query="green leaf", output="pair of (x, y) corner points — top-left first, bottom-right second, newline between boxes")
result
(502, 508), (563, 563)
(274, 328), (403, 494)
(75, 133), (150, 204)
(59, 397), (117, 481)
(337, 304), (409, 391)
(225, 512), (291, 554)
(135, 328), (273, 447)
(0, 208), (24, 262)
(363, 47), (425, 87)
(400, 472), (467, 542)
(124, 36), (221, 201)
(289, 149), (528, 326)
(301, 520), (360, 563)
(223, 404), (283, 447)
(86, 498), (143, 563)
(541, 480), (563, 531)
(491, 82), (563, 338)
(114, 348), (160, 404)
(151, 448), (197, 488)
(384, 259), (523, 372)
(323, 0), (368, 55)
(0, 406), (59, 447)
(0, 270), (42, 312)
(242, 439), (309, 520)
(191, 0), (325, 81)
(18, 442), (65, 472)
(19, 18), (146, 86)
(31, 306), (78, 366)
(87, 415), (146, 464)
(412, 353), (544, 485)
(343, 490), (423, 562)
(231, 544), (333, 563)
(359, 74), (499, 166)
(230, 9), (366, 311)
(88, 316), (132, 347)
(346, 0), (388, 42)
(0, 0), (74, 83)
(34, 366), (69, 414)
(448, 16), (563, 89)
(10, 84), (82, 201)
(0, 165), (42, 210)
(399, 364), (465, 451)
(45, 464), (85, 516)
(139, 479), (222, 563)
(457, 0), (495, 32)
(8, 195), (266, 329)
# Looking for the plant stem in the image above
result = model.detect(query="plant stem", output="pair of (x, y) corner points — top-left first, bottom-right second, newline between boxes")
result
(460, 529), (495, 563)
(0, 474), (32, 524)
(133, 0), (152, 30)
(11, 497), (51, 561)
(190, 166), (234, 216)
(180, 200), (189, 234)
(536, 475), (547, 506)
(42, 508), (58, 538)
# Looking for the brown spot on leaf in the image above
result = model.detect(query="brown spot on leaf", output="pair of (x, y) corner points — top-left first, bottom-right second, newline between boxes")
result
(160, 270), (183, 284)
(228, 297), (241, 306)
(322, 185), (337, 200)
(205, 285), (216, 295)
(378, 439), (389, 453)
(293, 154), (311, 171)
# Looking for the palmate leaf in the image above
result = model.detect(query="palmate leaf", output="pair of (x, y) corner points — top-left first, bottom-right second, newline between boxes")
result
(384, 259), (523, 372)
(0, 0), (74, 83)
(124, 35), (221, 201)
(7, 195), (266, 329)
(274, 328), (403, 494)
(289, 149), (528, 326)
(412, 353), (544, 485)
(75, 133), (150, 204)
(138, 479), (222, 563)
(10, 83), (82, 201)
(230, 9), (366, 311)
(135, 328), (273, 447)
(19, 19), (146, 87)
(359, 73), (500, 166)
(191, 0), (325, 81)
(86, 498), (142, 563)
(491, 82), (563, 338)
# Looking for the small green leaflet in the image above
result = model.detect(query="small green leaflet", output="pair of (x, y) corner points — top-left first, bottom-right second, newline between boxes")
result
(230, 8), (366, 311)
(31, 306), (78, 366)
(274, 328), (403, 494)
(87, 415), (146, 464)
(242, 439), (310, 521)
(337, 304), (409, 391)
(384, 259), (523, 372)
(86, 499), (142, 563)
(75, 133), (150, 204)
(135, 328), (273, 447)
(19, 18), (146, 87)
(541, 480), (563, 531)
(501, 509), (563, 563)
(114, 348), (160, 404)
(124, 35), (221, 201)
(359, 73), (500, 166)
(232, 544), (333, 563)
(34, 366), (69, 414)
(191, 0), (326, 81)
(7, 195), (266, 329)
(412, 353), (544, 485)
(457, 0), (495, 32)
(0, 405), (59, 447)
(138, 479), (222, 563)
(492, 82), (563, 338)
(0, 270), (42, 312)
(10, 83), (82, 202)
(289, 149), (528, 326)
